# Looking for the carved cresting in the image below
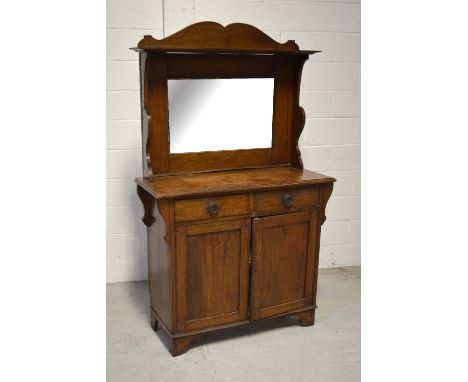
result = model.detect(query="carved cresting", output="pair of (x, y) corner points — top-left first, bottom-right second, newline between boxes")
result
(135, 22), (300, 52)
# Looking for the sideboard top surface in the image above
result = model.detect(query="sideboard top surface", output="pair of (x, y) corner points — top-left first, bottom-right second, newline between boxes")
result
(136, 166), (335, 199)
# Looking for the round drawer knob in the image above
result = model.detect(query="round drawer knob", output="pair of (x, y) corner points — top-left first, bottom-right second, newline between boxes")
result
(207, 201), (220, 216)
(282, 193), (294, 208)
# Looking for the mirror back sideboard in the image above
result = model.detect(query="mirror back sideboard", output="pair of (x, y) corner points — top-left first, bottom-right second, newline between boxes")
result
(133, 22), (336, 356)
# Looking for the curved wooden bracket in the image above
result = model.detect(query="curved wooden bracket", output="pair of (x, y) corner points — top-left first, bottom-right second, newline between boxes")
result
(136, 22), (299, 52)
(291, 56), (308, 169)
(136, 185), (172, 244)
(155, 199), (172, 245)
(320, 183), (334, 226)
(141, 106), (153, 177)
(137, 185), (156, 227)
(139, 51), (153, 177)
(291, 105), (306, 169)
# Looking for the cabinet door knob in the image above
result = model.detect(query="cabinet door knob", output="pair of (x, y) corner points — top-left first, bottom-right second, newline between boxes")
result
(282, 193), (294, 208)
(207, 201), (220, 216)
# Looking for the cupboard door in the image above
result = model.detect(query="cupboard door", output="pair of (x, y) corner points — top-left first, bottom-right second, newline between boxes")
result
(175, 219), (251, 331)
(251, 210), (320, 320)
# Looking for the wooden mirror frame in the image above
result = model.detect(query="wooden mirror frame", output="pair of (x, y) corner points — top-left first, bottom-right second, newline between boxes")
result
(132, 22), (319, 176)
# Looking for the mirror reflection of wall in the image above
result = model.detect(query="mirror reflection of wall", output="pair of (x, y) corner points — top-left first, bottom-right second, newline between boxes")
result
(168, 78), (274, 154)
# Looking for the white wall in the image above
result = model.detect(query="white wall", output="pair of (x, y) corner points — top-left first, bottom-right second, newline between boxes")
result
(106, 0), (361, 283)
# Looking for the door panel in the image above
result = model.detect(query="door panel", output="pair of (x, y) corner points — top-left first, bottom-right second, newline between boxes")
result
(251, 210), (319, 320)
(175, 219), (251, 331)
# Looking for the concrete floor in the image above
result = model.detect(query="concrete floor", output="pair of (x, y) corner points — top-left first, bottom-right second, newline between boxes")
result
(107, 267), (360, 382)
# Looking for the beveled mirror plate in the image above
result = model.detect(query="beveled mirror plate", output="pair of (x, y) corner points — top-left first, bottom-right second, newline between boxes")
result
(168, 78), (274, 154)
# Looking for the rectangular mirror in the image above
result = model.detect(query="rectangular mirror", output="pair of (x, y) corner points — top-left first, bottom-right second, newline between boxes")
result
(168, 78), (274, 154)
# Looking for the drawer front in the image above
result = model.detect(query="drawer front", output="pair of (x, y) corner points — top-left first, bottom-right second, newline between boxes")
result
(175, 194), (250, 222)
(253, 187), (319, 214)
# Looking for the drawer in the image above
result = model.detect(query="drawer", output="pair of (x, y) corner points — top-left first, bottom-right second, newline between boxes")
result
(253, 187), (319, 214)
(175, 194), (250, 222)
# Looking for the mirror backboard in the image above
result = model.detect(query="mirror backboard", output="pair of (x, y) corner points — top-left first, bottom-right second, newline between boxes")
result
(168, 78), (274, 153)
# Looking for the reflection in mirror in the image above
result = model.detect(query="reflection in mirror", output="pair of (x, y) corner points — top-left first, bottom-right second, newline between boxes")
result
(168, 78), (274, 154)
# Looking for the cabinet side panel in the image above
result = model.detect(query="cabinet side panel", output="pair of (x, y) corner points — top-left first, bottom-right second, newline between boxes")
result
(147, 205), (173, 332)
(305, 208), (320, 306)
